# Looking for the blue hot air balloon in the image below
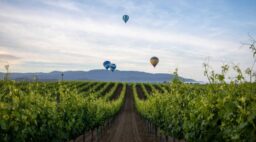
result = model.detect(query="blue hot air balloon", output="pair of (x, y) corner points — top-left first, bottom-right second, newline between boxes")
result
(110, 64), (116, 72)
(123, 15), (129, 23)
(103, 61), (111, 70)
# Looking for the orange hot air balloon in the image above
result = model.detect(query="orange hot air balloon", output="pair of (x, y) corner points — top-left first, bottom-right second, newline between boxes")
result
(150, 56), (159, 67)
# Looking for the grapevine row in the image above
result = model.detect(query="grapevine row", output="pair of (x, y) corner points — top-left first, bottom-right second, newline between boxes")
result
(134, 82), (256, 142)
(0, 81), (126, 142)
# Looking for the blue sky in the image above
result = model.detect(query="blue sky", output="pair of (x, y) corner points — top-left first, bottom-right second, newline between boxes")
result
(0, 0), (255, 81)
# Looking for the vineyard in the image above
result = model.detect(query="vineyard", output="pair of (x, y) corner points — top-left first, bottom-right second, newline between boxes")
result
(0, 80), (256, 142)
(0, 81), (126, 142)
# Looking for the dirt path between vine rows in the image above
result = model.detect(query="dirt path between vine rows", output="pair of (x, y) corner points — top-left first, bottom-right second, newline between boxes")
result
(74, 84), (180, 142)
(97, 84), (155, 142)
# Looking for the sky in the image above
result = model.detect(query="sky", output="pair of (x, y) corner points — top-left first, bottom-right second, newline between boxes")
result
(0, 0), (255, 81)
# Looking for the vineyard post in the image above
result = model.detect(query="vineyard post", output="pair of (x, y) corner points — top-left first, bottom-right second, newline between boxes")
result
(61, 72), (64, 81)
(91, 129), (94, 142)
(165, 135), (168, 142)
(56, 82), (61, 111)
(96, 128), (98, 142)
(100, 126), (103, 138)
(155, 125), (158, 138)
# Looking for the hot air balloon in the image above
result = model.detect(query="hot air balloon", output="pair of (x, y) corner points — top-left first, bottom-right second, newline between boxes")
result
(103, 61), (111, 70)
(110, 64), (116, 72)
(150, 56), (159, 68)
(123, 15), (129, 23)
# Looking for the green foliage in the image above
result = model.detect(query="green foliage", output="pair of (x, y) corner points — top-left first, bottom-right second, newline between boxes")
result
(134, 44), (256, 141)
(134, 81), (256, 142)
(0, 81), (125, 142)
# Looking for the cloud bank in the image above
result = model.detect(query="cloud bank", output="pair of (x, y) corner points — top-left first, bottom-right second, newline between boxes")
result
(0, 0), (255, 81)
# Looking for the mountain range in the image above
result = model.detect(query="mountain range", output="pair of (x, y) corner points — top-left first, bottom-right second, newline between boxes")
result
(0, 69), (197, 83)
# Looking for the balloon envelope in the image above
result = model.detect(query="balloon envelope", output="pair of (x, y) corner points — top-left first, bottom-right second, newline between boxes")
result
(110, 64), (116, 72)
(123, 15), (129, 23)
(103, 61), (111, 70)
(150, 57), (159, 67)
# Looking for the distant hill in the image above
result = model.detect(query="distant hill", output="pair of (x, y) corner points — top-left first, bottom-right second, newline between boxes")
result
(0, 69), (197, 83)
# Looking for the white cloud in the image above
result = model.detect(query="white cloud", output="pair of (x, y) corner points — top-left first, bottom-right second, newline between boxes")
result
(40, 0), (81, 12)
(0, 0), (254, 81)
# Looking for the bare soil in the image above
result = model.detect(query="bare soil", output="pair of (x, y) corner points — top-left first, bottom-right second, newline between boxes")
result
(73, 84), (181, 142)
(98, 85), (155, 142)
(153, 84), (165, 93)
(76, 82), (88, 89)
(79, 82), (96, 92)
(93, 83), (105, 92)
(101, 83), (114, 96)
(144, 84), (152, 95)
(136, 85), (146, 100)
(110, 83), (123, 100)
